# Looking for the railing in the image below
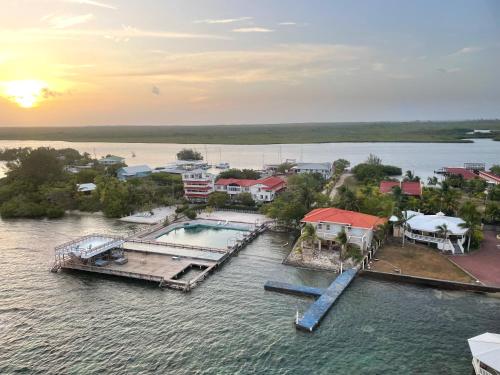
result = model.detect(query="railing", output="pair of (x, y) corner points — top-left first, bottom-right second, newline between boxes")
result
(404, 230), (446, 244)
(472, 358), (493, 375)
(125, 238), (227, 254)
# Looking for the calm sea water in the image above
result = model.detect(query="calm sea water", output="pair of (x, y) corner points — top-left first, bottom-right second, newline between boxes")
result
(1, 213), (499, 374)
(0, 139), (498, 181)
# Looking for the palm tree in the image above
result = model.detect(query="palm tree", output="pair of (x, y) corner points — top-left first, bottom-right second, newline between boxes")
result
(397, 210), (416, 247)
(336, 227), (349, 259)
(427, 176), (438, 186)
(458, 201), (481, 252)
(436, 223), (450, 244)
(299, 223), (318, 250)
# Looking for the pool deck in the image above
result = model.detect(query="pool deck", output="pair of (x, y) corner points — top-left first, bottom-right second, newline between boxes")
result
(53, 211), (272, 291)
(119, 206), (176, 225)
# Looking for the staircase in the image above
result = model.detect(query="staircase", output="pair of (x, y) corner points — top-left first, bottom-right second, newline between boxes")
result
(452, 241), (463, 254)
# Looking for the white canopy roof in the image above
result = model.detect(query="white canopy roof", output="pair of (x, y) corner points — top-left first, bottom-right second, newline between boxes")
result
(469, 332), (500, 371)
(403, 210), (468, 235)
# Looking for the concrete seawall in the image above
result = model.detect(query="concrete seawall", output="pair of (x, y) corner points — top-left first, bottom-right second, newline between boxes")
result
(360, 270), (500, 293)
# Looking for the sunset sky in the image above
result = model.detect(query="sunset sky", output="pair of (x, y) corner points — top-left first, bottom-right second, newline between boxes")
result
(1, 0), (499, 126)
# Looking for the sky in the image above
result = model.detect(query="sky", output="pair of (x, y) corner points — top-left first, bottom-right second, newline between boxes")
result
(0, 0), (499, 126)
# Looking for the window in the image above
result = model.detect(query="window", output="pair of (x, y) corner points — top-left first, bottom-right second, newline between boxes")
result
(318, 223), (323, 230)
(326, 224), (330, 231)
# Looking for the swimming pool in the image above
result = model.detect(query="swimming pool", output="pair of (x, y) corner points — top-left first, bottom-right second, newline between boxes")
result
(156, 225), (249, 249)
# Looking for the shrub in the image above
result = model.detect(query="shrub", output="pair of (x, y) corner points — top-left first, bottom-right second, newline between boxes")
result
(185, 209), (197, 219)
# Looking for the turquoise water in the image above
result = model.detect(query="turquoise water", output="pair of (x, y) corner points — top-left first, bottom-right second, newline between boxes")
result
(1, 214), (499, 374)
(156, 225), (248, 249)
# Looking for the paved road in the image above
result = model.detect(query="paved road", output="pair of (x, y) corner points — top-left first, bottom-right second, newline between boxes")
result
(449, 230), (500, 286)
(329, 173), (353, 200)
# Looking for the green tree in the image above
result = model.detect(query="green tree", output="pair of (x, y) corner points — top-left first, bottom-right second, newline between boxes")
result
(176, 148), (203, 161)
(236, 192), (255, 207)
(208, 192), (229, 208)
(333, 159), (350, 174)
(218, 169), (261, 179)
(458, 201), (482, 252)
(336, 227), (349, 259)
(490, 165), (500, 175)
(96, 176), (131, 217)
(299, 223), (317, 250)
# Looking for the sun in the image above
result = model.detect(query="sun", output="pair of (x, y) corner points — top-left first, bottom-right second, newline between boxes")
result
(2, 80), (48, 108)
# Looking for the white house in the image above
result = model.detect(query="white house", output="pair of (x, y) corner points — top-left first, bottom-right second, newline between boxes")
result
(98, 155), (125, 166)
(117, 165), (152, 180)
(468, 332), (500, 375)
(301, 207), (386, 251)
(182, 169), (215, 202)
(76, 183), (96, 193)
(292, 162), (333, 179)
(400, 210), (468, 254)
(214, 176), (286, 202)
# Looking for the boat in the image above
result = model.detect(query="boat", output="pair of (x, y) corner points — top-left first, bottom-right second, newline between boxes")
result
(215, 162), (230, 169)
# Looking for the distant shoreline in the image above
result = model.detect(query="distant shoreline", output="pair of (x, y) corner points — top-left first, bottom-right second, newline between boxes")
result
(0, 120), (498, 145)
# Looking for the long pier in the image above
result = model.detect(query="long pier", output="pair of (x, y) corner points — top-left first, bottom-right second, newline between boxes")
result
(296, 268), (358, 332)
(264, 281), (325, 298)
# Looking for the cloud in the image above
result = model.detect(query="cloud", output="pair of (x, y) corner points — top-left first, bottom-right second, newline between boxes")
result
(42, 13), (94, 29)
(232, 27), (274, 33)
(278, 22), (297, 26)
(101, 44), (369, 84)
(64, 0), (117, 10)
(371, 62), (385, 72)
(0, 26), (230, 42)
(194, 17), (252, 24)
(452, 46), (483, 55)
(151, 85), (160, 95)
(437, 67), (461, 74)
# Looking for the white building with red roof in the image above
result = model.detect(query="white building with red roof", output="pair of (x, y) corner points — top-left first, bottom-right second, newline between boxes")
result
(215, 176), (286, 202)
(182, 169), (215, 202)
(301, 208), (387, 251)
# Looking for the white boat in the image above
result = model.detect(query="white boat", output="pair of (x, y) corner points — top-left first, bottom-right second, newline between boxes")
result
(215, 162), (230, 169)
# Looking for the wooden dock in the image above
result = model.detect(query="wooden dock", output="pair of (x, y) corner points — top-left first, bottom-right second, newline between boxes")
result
(296, 268), (358, 332)
(53, 218), (269, 291)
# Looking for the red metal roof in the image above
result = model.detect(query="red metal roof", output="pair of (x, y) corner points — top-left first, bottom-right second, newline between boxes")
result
(444, 167), (478, 180)
(479, 171), (500, 183)
(215, 176), (286, 191)
(379, 181), (399, 193)
(255, 176), (286, 191)
(302, 208), (386, 229)
(379, 181), (422, 196)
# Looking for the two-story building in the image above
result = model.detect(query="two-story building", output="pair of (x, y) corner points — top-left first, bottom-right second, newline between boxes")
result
(292, 162), (333, 180)
(214, 176), (286, 202)
(399, 210), (468, 254)
(301, 207), (386, 251)
(182, 169), (215, 202)
(117, 165), (152, 180)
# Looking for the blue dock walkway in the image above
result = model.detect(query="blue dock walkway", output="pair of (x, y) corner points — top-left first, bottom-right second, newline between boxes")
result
(296, 268), (358, 332)
(264, 281), (325, 298)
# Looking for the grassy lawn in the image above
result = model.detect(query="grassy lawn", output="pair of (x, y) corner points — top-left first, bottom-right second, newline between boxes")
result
(371, 241), (474, 283)
(0, 120), (498, 144)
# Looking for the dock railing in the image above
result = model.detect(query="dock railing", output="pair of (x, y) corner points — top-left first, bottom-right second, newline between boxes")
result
(125, 238), (228, 254)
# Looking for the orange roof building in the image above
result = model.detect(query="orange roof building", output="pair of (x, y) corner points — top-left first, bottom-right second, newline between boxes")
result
(301, 208), (387, 251)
